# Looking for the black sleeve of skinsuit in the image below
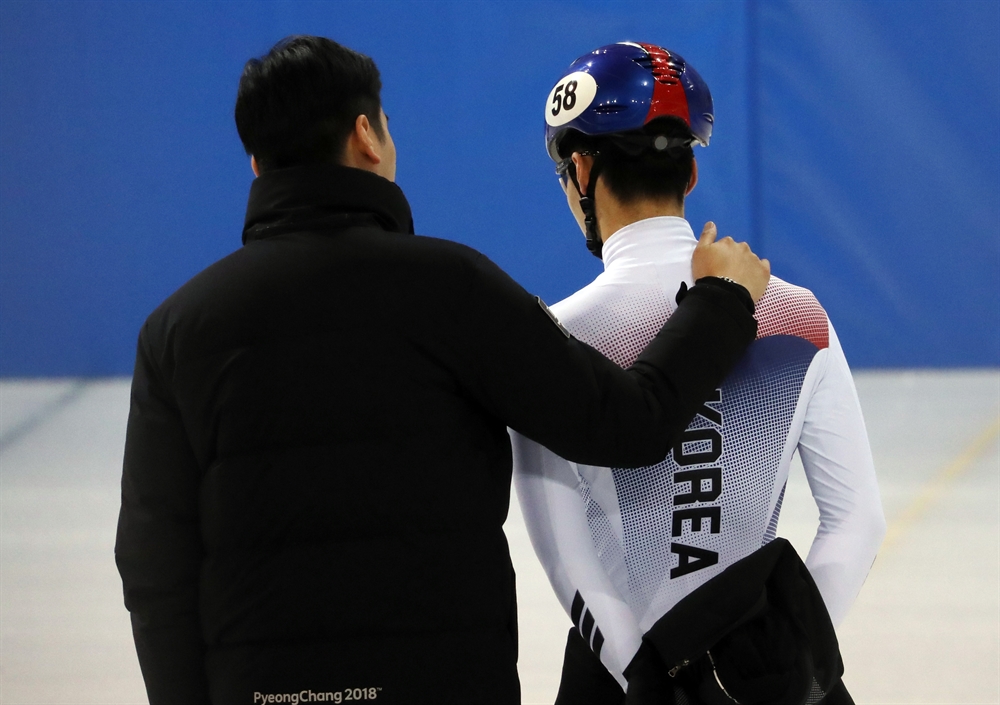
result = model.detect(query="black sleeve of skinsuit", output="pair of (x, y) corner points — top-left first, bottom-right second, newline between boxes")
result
(554, 628), (626, 705)
(114, 326), (210, 704)
(461, 255), (757, 468)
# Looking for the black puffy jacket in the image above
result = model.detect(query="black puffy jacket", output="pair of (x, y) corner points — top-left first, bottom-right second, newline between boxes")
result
(115, 164), (757, 705)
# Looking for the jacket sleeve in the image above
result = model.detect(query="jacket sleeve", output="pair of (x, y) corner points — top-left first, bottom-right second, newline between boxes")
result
(461, 254), (757, 468)
(115, 324), (210, 704)
(798, 323), (886, 626)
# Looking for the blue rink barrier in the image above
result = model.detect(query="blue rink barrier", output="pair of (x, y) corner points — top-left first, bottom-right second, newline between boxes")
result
(0, 0), (997, 375)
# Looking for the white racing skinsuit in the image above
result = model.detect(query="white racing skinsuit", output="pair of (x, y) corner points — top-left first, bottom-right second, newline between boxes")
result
(511, 216), (886, 690)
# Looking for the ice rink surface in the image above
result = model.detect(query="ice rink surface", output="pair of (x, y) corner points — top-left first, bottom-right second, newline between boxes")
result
(1, 370), (997, 704)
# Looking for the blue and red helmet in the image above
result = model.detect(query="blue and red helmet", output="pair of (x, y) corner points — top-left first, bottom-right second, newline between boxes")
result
(544, 42), (714, 162)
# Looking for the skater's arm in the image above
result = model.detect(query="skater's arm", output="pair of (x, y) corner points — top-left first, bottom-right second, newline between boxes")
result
(798, 324), (886, 626)
(115, 325), (210, 703)
(511, 432), (642, 687)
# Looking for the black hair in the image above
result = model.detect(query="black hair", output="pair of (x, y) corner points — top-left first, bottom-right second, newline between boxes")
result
(235, 35), (384, 172)
(561, 117), (695, 205)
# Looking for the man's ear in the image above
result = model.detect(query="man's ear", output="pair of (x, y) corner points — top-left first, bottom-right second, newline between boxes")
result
(346, 114), (383, 168)
(251, 154), (260, 177)
(571, 152), (593, 196)
(685, 157), (698, 196)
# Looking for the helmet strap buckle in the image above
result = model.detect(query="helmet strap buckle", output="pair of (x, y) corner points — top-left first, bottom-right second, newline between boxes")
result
(579, 154), (604, 259)
(580, 195), (602, 259)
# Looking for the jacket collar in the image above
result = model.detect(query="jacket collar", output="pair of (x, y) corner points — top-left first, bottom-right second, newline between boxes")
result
(242, 163), (414, 244)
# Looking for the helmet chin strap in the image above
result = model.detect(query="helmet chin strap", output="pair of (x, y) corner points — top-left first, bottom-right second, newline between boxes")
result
(571, 155), (605, 260)
(570, 135), (685, 259)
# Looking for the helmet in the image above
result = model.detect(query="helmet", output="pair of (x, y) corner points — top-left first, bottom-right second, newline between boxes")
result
(543, 42), (713, 259)
(544, 42), (713, 163)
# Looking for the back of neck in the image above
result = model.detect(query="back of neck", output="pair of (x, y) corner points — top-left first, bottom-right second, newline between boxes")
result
(595, 182), (684, 243)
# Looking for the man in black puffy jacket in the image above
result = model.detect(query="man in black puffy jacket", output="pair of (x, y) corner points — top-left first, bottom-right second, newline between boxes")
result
(115, 35), (769, 705)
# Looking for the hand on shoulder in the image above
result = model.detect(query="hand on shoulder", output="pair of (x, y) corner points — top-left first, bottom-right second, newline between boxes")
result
(691, 222), (770, 303)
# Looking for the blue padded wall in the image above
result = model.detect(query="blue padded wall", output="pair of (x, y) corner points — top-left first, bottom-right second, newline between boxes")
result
(754, 0), (1000, 367)
(1, 0), (997, 375)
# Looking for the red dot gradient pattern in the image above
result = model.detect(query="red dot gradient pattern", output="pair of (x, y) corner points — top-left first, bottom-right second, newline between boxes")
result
(754, 278), (829, 350)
